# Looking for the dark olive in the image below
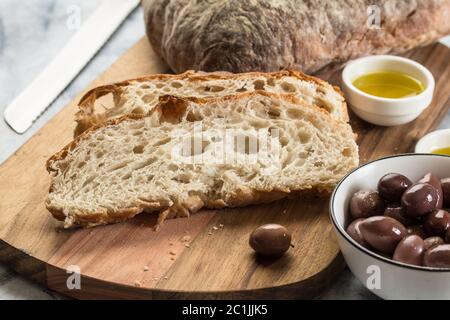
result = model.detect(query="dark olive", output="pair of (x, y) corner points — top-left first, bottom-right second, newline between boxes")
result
(423, 244), (450, 268)
(407, 225), (426, 239)
(378, 173), (412, 203)
(249, 224), (291, 256)
(393, 235), (424, 266)
(401, 183), (438, 217)
(359, 216), (406, 254)
(349, 190), (385, 219)
(384, 205), (417, 226)
(346, 218), (370, 248)
(423, 209), (450, 237)
(441, 177), (450, 208)
(424, 236), (445, 251)
(418, 173), (443, 209)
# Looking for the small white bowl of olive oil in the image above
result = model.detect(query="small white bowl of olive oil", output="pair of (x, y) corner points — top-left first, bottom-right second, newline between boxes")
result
(342, 55), (435, 126)
(415, 129), (450, 156)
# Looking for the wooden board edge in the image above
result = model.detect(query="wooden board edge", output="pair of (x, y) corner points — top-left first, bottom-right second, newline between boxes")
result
(45, 253), (345, 300)
(0, 239), (47, 285)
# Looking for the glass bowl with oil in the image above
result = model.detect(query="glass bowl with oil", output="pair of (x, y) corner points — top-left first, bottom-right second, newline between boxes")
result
(342, 55), (435, 126)
(415, 129), (450, 155)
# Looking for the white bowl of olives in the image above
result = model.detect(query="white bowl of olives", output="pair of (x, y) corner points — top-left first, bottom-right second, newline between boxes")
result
(330, 154), (450, 300)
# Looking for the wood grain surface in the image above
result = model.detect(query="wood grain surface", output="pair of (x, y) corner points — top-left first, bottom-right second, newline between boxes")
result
(0, 38), (449, 299)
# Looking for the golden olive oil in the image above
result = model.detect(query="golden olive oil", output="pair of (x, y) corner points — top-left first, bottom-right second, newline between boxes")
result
(352, 71), (424, 98)
(432, 147), (450, 156)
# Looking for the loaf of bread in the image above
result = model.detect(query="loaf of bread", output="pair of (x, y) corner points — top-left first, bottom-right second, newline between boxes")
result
(74, 70), (347, 136)
(143, 0), (450, 73)
(47, 92), (359, 228)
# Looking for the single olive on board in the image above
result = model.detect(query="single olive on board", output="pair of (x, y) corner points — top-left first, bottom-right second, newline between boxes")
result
(378, 173), (412, 203)
(249, 224), (292, 257)
(393, 235), (424, 266)
(401, 183), (439, 217)
(359, 216), (406, 254)
(349, 190), (385, 219)
(418, 173), (443, 209)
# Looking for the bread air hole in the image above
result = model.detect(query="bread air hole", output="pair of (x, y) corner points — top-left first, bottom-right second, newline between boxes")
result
(267, 78), (275, 87)
(133, 145), (146, 154)
(152, 137), (171, 147)
(202, 85), (225, 92)
(281, 82), (296, 93)
(131, 106), (145, 114)
(171, 81), (183, 88)
(267, 108), (280, 119)
(253, 80), (265, 90)
(298, 131), (311, 144)
(142, 94), (156, 104)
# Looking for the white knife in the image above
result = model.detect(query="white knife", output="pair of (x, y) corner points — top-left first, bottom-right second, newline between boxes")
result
(4, 0), (140, 134)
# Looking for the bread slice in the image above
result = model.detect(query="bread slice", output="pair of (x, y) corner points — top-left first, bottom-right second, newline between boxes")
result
(74, 70), (348, 136)
(48, 92), (359, 228)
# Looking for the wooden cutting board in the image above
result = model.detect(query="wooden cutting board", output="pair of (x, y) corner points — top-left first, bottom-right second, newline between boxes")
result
(0, 38), (449, 299)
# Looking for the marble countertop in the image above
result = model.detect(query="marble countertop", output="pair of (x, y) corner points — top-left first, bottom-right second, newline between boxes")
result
(0, 0), (448, 300)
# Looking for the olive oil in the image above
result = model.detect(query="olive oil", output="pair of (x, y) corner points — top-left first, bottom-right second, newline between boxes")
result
(432, 147), (450, 156)
(352, 71), (425, 99)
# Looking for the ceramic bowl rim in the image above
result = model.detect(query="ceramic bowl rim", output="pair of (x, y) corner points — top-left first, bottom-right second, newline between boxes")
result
(330, 153), (450, 272)
(342, 55), (434, 104)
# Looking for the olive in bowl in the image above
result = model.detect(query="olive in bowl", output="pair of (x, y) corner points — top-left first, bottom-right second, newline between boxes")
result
(330, 154), (450, 300)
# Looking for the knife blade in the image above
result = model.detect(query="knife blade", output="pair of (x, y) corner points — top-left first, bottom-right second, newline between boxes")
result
(3, 0), (140, 134)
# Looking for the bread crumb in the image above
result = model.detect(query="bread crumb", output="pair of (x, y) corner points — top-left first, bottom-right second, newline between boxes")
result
(184, 243), (190, 248)
(181, 235), (191, 242)
(208, 231), (213, 235)
(213, 226), (219, 230)
(169, 251), (176, 255)
(282, 209), (287, 214)
(143, 266), (149, 271)
(170, 257), (175, 261)
(169, 242), (174, 246)
(134, 280), (141, 287)
(219, 224), (224, 228)
(164, 276), (168, 280)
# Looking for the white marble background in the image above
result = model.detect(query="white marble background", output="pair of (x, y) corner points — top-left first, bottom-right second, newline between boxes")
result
(0, 0), (449, 300)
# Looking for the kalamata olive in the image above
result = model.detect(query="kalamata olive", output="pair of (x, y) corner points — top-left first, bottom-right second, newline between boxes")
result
(423, 244), (450, 268)
(249, 224), (292, 256)
(393, 235), (424, 266)
(401, 183), (438, 217)
(407, 225), (426, 239)
(359, 216), (406, 253)
(446, 228), (450, 243)
(424, 237), (445, 251)
(378, 173), (412, 203)
(418, 173), (443, 209)
(441, 178), (450, 207)
(349, 190), (385, 219)
(384, 205), (417, 226)
(346, 218), (370, 248)
(423, 209), (450, 237)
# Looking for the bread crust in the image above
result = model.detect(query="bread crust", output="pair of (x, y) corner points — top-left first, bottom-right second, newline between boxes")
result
(74, 70), (348, 136)
(143, 0), (450, 74)
(48, 92), (358, 228)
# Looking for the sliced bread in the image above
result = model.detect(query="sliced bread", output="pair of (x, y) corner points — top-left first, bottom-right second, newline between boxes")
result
(48, 92), (359, 228)
(74, 70), (348, 136)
